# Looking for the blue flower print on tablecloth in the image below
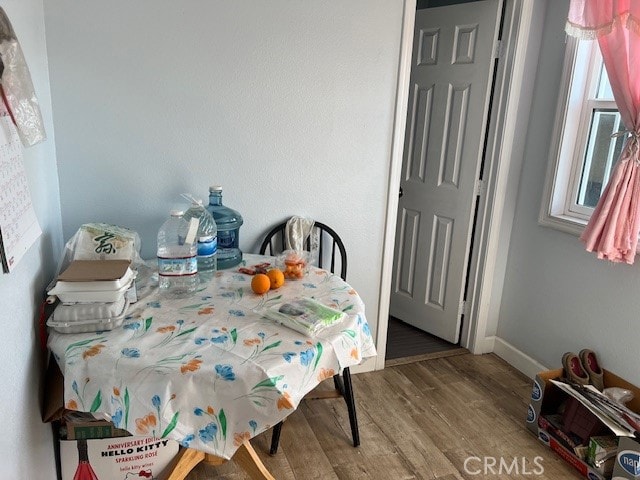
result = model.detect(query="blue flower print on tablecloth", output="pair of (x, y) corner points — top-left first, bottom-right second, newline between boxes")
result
(194, 327), (238, 350)
(193, 405), (228, 451)
(249, 420), (258, 434)
(143, 393), (179, 438)
(282, 352), (297, 363)
(213, 364), (236, 390)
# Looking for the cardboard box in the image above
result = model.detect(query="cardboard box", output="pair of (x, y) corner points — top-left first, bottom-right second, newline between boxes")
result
(43, 356), (179, 478)
(42, 354), (65, 423)
(527, 368), (640, 479)
(56, 259), (132, 283)
(587, 435), (618, 477)
(67, 421), (116, 440)
(66, 420), (131, 440)
(60, 436), (179, 480)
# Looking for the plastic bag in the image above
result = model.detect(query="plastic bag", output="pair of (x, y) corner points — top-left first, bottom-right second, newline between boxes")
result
(277, 250), (311, 279)
(263, 297), (346, 337)
(50, 224), (144, 291)
(604, 387), (634, 405)
(284, 216), (318, 266)
(0, 8), (46, 147)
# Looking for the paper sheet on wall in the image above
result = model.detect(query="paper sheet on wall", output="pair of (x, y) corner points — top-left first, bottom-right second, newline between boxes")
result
(0, 114), (41, 272)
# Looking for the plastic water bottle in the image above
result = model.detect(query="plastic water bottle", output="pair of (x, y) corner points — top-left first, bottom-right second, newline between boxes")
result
(182, 198), (218, 274)
(206, 185), (244, 269)
(157, 209), (198, 297)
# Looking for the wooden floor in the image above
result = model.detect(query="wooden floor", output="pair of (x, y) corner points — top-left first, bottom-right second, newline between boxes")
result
(186, 353), (580, 479)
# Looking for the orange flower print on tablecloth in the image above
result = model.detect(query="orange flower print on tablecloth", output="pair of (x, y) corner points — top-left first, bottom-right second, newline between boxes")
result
(82, 344), (105, 359)
(198, 306), (214, 315)
(317, 368), (335, 382)
(157, 325), (176, 334)
(243, 338), (261, 346)
(277, 392), (294, 410)
(135, 413), (157, 435)
(350, 347), (359, 359)
(233, 431), (251, 447)
(348, 288), (356, 295)
(113, 387), (120, 397)
(66, 399), (78, 410)
(206, 405), (215, 415)
(180, 358), (203, 374)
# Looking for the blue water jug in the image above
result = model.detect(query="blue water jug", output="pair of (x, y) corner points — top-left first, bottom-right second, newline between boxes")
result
(206, 185), (243, 269)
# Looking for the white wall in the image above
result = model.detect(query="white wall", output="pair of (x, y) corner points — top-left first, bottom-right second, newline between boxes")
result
(497, 0), (640, 385)
(43, 0), (405, 348)
(0, 1), (62, 479)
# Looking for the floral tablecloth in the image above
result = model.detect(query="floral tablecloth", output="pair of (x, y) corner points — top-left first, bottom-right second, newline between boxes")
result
(48, 254), (376, 459)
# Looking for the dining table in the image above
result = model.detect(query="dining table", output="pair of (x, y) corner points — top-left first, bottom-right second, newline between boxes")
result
(47, 253), (377, 479)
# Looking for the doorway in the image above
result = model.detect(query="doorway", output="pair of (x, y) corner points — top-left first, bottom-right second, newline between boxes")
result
(386, 0), (502, 361)
(385, 315), (466, 365)
(376, 0), (542, 370)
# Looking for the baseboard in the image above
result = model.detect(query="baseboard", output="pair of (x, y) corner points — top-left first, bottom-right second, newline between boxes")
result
(476, 335), (496, 354)
(490, 336), (549, 379)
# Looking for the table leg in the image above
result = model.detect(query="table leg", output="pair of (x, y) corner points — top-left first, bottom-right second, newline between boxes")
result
(231, 441), (276, 480)
(159, 447), (205, 480)
(159, 441), (274, 480)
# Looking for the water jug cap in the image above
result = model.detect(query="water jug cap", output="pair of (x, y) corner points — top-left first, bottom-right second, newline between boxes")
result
(209, 185), (222, 193)
(170, 209), (184, 216)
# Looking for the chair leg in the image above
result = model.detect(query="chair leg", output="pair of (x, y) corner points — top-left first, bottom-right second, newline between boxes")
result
(333, 373), (344, 396)
(270, 421), (283, 455)
(342, 367), (360, 447)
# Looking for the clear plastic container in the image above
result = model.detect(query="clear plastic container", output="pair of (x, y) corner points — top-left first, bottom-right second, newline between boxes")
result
(276, 250), (311, 279)
(206, 185), (243, 269)
(182, 199), (218, 274)
(157, 209), (198, 297)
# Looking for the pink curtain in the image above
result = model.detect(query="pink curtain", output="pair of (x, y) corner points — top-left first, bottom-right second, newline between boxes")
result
(566, 0), (640, 263)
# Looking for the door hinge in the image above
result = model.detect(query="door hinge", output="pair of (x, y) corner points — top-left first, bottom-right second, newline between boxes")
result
(493, 40), (503, 59)
(459, 300), (470, 317)
(475, 179), (485, 197)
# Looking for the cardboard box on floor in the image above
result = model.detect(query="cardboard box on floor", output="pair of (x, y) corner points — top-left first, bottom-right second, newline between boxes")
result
(42, 354), (66, 423)
(42, 356), (179, 479)
(60, 436), (179, 480)
(526, 368), (640, 479)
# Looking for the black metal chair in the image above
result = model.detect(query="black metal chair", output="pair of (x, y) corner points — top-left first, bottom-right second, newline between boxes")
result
(259, 220), (359, 454)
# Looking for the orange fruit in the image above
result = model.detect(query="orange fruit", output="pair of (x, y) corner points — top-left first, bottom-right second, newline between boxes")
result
(266, 269), (285, 289)
(251, 273), (271, 294)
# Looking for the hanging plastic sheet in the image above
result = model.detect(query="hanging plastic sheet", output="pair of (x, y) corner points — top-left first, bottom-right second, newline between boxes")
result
(0, 7), (46, 147)
(285, 215), (320, 266)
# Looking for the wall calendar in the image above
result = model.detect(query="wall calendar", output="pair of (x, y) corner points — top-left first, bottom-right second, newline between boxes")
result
(0, 113), (41, 272)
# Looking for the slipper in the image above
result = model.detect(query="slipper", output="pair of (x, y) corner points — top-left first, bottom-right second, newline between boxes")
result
(562, 352), (590, 385)
(579, 349), (604, 391)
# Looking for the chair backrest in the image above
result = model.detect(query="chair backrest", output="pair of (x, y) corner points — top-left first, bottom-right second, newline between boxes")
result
(259, 221), (347, 280)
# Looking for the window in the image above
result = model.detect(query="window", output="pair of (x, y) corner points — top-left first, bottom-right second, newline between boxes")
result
(540, 37), (623, 235)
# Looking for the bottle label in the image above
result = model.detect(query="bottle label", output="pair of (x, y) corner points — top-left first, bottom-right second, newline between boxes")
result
(158, 256), (198, 276)
(197, 235), (217, 258)
(218, 230), (238, 249)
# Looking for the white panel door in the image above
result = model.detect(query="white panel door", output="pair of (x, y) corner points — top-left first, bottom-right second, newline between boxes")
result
(390, 0), (500, 343)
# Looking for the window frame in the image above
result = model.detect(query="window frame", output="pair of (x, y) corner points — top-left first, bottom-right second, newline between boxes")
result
(540, 36), (619, 235)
